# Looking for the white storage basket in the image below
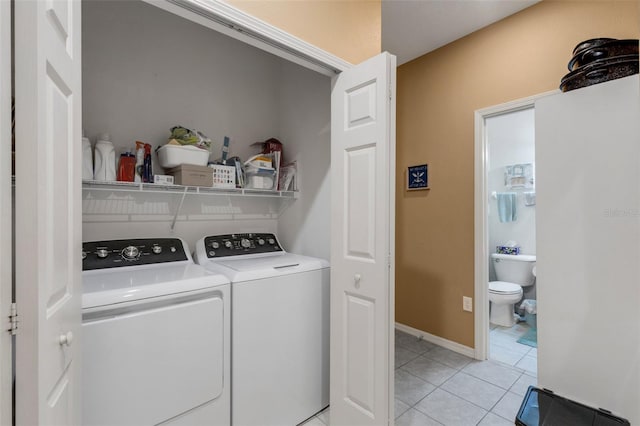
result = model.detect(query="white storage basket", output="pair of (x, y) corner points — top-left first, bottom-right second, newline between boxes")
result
(211, 164), (236, 189)
(157, 144), (209, 169)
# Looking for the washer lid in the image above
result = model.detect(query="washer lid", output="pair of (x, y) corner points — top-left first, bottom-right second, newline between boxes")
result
(82, 263), (229, 310)
(489, 281), (522, 294)
(202, 253), (329, 282)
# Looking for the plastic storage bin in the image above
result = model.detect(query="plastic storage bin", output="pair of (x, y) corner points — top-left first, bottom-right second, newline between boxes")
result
(520, 299), (537, 329)
(245, 166), (276, 190)
(157, 144), (209, 169)
(516, 386), (630, 426)
(525, 312), (537, 329)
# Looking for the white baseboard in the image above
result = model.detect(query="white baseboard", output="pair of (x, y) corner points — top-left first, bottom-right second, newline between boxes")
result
(395, 322), (477, 359)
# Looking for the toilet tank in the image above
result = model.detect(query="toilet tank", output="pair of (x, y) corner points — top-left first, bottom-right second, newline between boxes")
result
(491, 253), (536, 286)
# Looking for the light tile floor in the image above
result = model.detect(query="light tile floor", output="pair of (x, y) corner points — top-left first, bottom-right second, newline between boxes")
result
(489, 322), (537, 376)
(301, 328), (538, 426)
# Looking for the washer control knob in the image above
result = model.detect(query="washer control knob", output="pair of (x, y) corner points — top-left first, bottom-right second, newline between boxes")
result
(257, 238), (265, 246)
(209, 250), (216, 257)
(152, 244), (162, 254)
(82, 251), (87, 260)
(268, 238), (275, 245)
(241, 238), (251, 248)
(170, 246), (177, 253)
(224, 241), (233, 249)
(96, 248), (109, 259)
(122, 246), (140, 260)
(211, 241), (220, 249)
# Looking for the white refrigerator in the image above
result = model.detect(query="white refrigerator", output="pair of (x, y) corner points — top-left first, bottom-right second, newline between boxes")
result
(536, 75), (640, 424)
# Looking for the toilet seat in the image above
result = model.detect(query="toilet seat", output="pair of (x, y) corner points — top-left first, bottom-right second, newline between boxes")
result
(489, 281), (522, 295)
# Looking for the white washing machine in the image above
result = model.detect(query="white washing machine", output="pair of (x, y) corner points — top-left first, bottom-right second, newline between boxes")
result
(82, 238), (230, 426)
(193, 233), (329, 426)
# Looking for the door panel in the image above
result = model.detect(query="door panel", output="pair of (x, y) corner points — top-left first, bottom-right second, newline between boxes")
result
(330, 52), (396, 426)
(46, 0), (71, 47)
(346, 81), (377, 127)
(15, 0), (82, 424)
(345, 145), (376, 260)
(45, 68), (73, 313)
(345, 293), (375, 414)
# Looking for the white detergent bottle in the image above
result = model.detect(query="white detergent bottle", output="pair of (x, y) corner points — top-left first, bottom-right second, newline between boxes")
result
(82, 130), (93, 180)
(94, 132), (116, 181)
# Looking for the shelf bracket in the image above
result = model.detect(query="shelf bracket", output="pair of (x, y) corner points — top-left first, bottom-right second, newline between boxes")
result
(170, 187), (188, 231)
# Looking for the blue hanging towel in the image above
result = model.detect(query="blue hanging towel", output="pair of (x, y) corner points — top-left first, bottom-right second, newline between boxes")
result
(497, 192), (517, 223)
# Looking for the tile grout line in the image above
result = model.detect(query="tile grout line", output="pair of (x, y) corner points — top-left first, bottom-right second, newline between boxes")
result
(399, 349), (506, 421)
(399, 350), (525, 424)
(513, 351), (530, 368)
(395, 331), (537, 426)
(411, 387), (489, 423)
(398, 342), (526, 390)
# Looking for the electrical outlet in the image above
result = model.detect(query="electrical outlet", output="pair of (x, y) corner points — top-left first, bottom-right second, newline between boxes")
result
(463, 296), (473, 312)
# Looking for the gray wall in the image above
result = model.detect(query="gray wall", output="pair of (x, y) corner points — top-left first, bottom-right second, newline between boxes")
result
(276, 61), (331, 261)
(82, 0), (330, 259)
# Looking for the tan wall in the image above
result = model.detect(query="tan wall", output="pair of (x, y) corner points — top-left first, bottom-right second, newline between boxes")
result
(396, 0), (639, 348)
(226, 0), (381, 64)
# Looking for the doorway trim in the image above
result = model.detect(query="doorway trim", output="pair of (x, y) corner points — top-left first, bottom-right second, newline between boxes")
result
(473, 90), (557, 360)
(0, 0), (12, 423)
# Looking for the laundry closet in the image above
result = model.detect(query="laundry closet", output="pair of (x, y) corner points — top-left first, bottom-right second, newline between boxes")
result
(80, 4), (334, 424)
(82, 0), (331, 260)
(11, 0), (395, 423)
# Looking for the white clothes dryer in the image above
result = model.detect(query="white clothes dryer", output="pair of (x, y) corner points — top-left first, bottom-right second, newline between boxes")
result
(82, 238), (230, 426)
(193, 233), (329, 426)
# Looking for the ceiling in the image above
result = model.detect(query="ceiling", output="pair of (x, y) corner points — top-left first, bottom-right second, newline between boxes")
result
(382, 0), (540, 65)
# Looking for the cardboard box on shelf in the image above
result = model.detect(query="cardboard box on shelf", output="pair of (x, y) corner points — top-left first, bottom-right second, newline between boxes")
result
(167, 164), (213, 187)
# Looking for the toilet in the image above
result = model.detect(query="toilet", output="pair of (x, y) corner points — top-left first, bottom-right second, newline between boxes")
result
(489, 253), (536, 327)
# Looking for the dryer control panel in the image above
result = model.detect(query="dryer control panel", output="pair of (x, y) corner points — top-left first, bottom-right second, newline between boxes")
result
(204, 233), (282, 258)
(82, 238), (188, 270)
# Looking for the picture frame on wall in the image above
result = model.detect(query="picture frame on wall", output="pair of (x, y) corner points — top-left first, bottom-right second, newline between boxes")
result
(407, 164), (429, 190)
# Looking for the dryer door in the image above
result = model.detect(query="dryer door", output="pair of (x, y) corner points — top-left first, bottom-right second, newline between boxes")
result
(82, 288), (229, 425)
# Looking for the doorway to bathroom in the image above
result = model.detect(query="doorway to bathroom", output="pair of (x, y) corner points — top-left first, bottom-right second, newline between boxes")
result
(485, 106), (537, 375)
(474, 91), (554, 376)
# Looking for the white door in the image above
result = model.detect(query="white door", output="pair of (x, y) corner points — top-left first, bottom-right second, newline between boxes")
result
(330, 52), (396, 425)
(14, 0), (82, 424)
(0, 1), (13, 424)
